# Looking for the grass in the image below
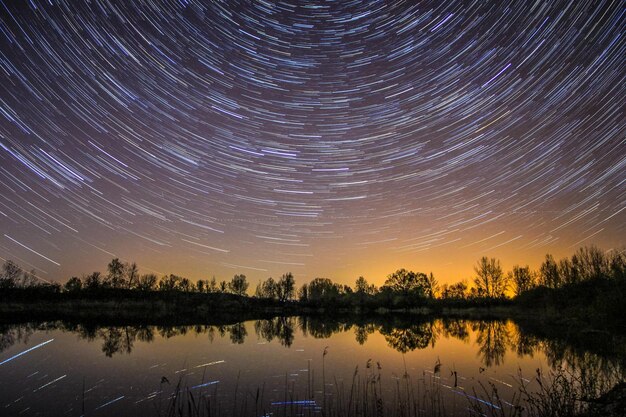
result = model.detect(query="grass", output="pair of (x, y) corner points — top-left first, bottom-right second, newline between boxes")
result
(156, 356), (624, 417)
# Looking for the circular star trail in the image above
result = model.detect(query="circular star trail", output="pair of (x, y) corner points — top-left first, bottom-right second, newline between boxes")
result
(0, 0), (624, 283)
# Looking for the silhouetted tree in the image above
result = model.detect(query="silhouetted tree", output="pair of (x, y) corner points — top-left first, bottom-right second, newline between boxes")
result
(540, 254), (560, 288)
(126, 262), (139, 289)
(440, 280), (468, 299)
(298, 283), (308, 302)
(83, 271), (102, 290)
(558, 258), (578, 285)
(255, 277), (277, 299)
(179, 277), (192, 292)
(64, 276), (82, 293)
(354, 276), (377, 295)
(575, 246), (608, 281)
(426, 272), (439, 298)
(276, 272), (295, 301)
(229, 274), (248, 296)
(383, 269), (429, 297)
(609, 249), (626, 281)
(468, 286), (480, 298)
(159, 274), (182, 291)
(474, 257), (507, 298)
(353, 276), (377, 306)
(16, 268), (39, 288)
(509, 265), (535, 296)
(207, 276), (218, 293)
(106, 258), (126, 289)
(0, 260), (21, 289)
(306, 278), (341, 303)
(137, 273), (158, 291)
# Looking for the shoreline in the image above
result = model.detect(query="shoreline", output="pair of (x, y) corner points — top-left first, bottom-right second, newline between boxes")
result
(1, 296), (623, 336)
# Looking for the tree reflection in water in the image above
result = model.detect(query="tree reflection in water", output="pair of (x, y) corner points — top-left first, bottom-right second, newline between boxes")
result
(298, 316), (353, 339)
(228, 322), (247, 344)
(472, 320), (513, 367)
(354, 323), (378, 345)
(380, 321), (434, 353)
(254, 316), (295, 347)
(0, 318), (623, 388)
(436, 318), (471, 343)
(0, 323), (36, 353)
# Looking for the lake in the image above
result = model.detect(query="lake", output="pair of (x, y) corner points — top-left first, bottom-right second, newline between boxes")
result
(0, 316), (623, 416)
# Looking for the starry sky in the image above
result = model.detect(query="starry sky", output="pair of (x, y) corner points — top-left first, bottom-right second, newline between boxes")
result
(0, 0), (624, 286)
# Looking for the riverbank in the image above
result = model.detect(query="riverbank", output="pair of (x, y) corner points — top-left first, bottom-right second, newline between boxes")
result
(1, 294), (623, 338)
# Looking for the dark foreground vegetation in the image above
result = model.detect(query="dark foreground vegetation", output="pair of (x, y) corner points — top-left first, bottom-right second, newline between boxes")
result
(1, 245), (624, 328)
(164, 367), (626, 417)
(156, 366), (625, 417)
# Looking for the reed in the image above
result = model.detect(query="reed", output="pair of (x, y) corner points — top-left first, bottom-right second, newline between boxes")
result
(157, 357), (623, 417)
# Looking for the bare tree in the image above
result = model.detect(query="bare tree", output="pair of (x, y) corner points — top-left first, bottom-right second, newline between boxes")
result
(126, 262), (139, 289)
(473, 257), (507, 298)
(575, 246), (608, 281)
(20, 269), (39, 287)
(509, 265), (535, 296)
(426, 272), (439, 298)
(540, 254), (560, 288)
(137, 273), (158, 291)
(0, 260), (21, 289)
(609, 248), (626, 281)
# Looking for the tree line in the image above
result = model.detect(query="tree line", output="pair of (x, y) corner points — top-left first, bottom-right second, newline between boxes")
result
(1, 245), (624, 311)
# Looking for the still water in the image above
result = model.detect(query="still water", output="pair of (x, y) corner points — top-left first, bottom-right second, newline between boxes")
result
(0, 317), (623, 416)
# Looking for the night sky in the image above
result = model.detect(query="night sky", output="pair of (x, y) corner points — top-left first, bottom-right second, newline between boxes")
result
(0, 1), (624, 286)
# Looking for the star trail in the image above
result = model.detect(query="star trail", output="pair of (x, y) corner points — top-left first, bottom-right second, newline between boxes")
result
(0, 0), (624, 284)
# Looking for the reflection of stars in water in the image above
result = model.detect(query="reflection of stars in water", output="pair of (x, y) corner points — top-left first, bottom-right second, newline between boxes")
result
(0, 1), (624, 281)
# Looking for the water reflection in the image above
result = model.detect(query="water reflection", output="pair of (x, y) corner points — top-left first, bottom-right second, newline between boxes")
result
(380, 321), (434, 353)
(436, 318), (471, 342)
(0, 324), (36, 353)
(354, 323), (377, 345)
(299, 317), (352, 339)
(472, 321), (511, 367)
(254, 316), (294, 347)
(1, 317), (624, 374)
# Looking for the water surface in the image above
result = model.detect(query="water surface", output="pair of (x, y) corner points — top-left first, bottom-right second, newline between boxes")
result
(0, 317), (622, 416)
